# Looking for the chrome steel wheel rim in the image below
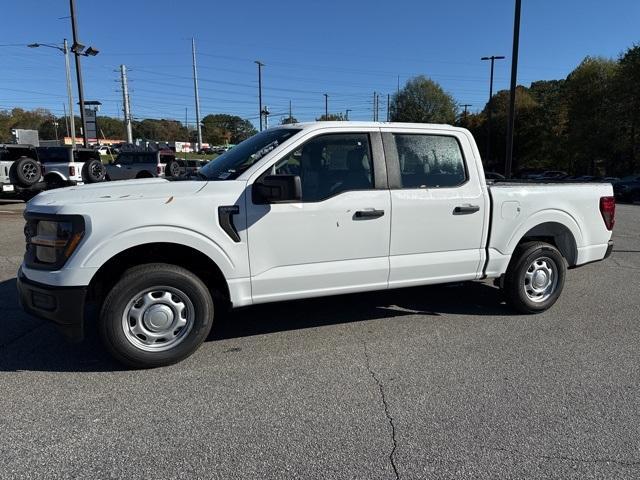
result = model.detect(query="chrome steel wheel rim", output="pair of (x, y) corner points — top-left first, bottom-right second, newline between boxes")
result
(523, 256), (558, 303)
(22, 163), (38, 180)
(121, 286), (194, 352)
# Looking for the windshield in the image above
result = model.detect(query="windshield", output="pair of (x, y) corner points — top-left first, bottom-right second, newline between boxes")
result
(199, 128), (301, 180)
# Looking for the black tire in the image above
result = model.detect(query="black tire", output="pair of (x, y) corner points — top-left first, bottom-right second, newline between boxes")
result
(99, 263), (214, 369)
(165, 159), (181, 178)
(503, 241), (566, 314)
(10, 157), (40, 187)
(82, 159), (106, 183)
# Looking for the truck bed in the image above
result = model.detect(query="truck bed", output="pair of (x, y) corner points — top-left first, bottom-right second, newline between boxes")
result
(484, 182), (614, 277)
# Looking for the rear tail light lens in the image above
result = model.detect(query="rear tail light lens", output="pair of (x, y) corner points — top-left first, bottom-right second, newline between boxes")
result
(157, 165), (164, 175)
(599, 196), (615, 231)
(69, 165), (76, 177)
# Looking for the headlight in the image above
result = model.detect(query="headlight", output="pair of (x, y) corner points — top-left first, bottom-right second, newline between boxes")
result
(24, 214), (85, 270)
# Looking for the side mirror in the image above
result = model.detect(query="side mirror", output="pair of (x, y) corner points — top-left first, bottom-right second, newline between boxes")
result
(253, 174), (302, 203)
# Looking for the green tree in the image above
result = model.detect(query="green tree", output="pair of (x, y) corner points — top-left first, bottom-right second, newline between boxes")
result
(564, 56), (618, 174)
(316, 113), (345, 121)
(201, 114), (256, 145)
(612, 45), (640, 174)
(391, 76), (457, 124)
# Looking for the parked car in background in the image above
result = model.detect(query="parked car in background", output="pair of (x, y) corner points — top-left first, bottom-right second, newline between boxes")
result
(95, 146), (116, 156)
(613, 175), (640, 202)
(39, 147), (106, 189)
(17, 121), (616, 368)
(0, 144), (44, 198)
(105, 150), (208, 181)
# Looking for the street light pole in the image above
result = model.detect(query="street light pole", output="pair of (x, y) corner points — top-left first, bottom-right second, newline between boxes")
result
(505, 0), (522, 178)
(345, 109), (351, 121)
(255, 61), (264, 131)
(62, 39), (76, 149)
(28, 40), (76, 148)
(69, 0), (89, 147)
(191, 38), (203, 151)
(323, 93), (328, 119)
(481, 55), (505, 165)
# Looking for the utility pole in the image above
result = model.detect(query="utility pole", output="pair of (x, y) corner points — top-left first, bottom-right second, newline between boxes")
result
(345, 109), (351, 121)
(62, 39), (76, 149)
(62, 103), (69, 138)
(505, 0), (522, 179)
(120, 64), (133, 143)
(372, 91), (376, 121)
(323, 93), (328, 119)
(255, 60), (264, 131)
(387, 93), (390, 122)
(461, 104), (472, 117)
(289, 100), (292, 122)
(191, 38), (203, 150)
(481, 55), (505, 165)
(69, 0), (89, 147)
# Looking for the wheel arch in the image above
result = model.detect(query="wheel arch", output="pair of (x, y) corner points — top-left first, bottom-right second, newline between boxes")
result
(514, 221), (579, 266)
(87, 242), (231, 308)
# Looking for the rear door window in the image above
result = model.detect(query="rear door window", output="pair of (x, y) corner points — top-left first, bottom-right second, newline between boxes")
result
(393, 134), (467, 188)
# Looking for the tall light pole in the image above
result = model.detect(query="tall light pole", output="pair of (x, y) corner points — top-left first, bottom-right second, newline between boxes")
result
(505, 0), (522, 178)
(481, 55), (505, 165)
(255, 60), (265, 131)
(191, 38), (202, 150)
(323, 93), (328, 119)
(69, 0), (99, 147)
(27, 39), (76, 149)
(120, 64), (133, 143)
(345, 109), (352, 121)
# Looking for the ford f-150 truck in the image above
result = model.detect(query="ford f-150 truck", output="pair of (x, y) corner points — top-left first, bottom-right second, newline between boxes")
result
(17, 122), (615, 368)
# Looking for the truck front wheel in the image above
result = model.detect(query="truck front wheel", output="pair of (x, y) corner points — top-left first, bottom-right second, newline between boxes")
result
(503, 241), (566, 314)
(99, 263), (214, 368)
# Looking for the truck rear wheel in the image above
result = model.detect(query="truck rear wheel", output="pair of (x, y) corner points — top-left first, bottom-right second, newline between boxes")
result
(503, 241), (566, 314)
(99, 263), (214, 368)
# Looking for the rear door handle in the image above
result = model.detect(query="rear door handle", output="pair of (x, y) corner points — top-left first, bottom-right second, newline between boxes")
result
(354, 209), (385, 219)
(453, 204), (480, 215)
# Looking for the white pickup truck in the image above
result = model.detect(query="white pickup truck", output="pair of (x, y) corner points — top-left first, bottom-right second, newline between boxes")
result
(18, 122), (615, 368)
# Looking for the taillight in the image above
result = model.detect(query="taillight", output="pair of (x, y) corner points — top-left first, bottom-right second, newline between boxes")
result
(69, 165), (76, 177)
(157, 165), (164, 175)
(599, 196), (615, 231)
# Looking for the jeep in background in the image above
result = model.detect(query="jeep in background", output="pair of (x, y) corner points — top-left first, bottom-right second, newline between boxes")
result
(105, 150), (207, 181)
(0, 144), (44, 198)
(39, 146), (106, 189)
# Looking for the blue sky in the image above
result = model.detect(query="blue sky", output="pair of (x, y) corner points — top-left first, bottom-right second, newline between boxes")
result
(1, 0), (638, 128)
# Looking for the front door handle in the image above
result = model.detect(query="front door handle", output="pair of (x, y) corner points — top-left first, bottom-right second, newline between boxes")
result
(354, 209), (385, 219)
(453, 204), (480, 215)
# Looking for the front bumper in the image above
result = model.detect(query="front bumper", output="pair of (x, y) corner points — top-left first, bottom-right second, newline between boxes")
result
(17, 269), (87, 342)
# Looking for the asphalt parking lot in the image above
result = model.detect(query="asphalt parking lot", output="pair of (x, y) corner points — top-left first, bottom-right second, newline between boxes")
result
(1, 200), (639, 479)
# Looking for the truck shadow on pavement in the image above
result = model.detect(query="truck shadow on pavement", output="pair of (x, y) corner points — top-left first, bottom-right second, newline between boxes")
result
(0, 277), (511, 372)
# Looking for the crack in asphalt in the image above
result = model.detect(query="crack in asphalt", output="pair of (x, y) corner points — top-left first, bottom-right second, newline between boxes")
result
(484, 445), (640, 468)
(362, 341), (400, 480)
(609, 257), (640, 270)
